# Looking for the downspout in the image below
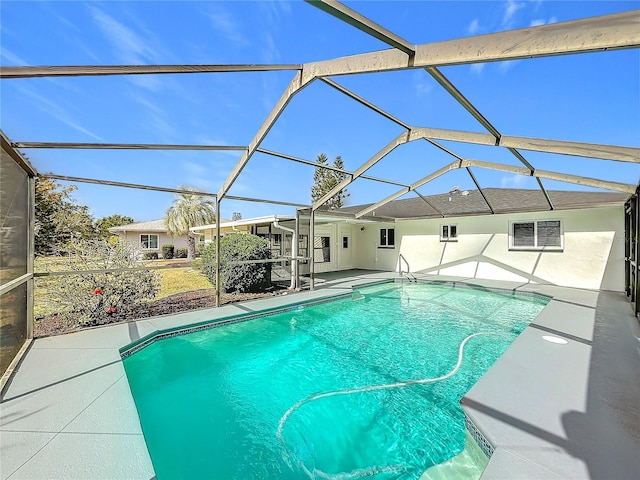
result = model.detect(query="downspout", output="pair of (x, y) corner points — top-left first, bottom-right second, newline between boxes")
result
(273, 219), (297, 290)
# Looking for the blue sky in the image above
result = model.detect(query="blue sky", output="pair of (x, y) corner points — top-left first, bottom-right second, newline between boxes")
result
(1, 0), (639, 222)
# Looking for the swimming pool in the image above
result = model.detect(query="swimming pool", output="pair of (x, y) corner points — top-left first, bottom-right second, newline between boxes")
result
(122, 281), (548, 479)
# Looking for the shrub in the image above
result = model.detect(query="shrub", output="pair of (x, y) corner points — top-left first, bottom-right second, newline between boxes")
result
(196, 241), (206, 256)
(108, 235), (120, 245)
(143, 251), (159, 260)
(162, 244), (174, 259)
(175, 247), (188, 258)
(43, 239), (160, 325)
(201, 233), (271, 293)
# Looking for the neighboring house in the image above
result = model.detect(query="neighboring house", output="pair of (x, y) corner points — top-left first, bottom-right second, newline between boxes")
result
(194, 188), (631, 291)
(108, 219), (191, 255)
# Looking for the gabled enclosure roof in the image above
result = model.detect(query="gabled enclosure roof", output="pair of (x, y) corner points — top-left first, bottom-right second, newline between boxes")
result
(1, 1), (639, 220)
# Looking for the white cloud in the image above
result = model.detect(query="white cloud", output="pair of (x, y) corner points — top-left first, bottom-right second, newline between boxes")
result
(500, 174), (528, 188)
(498, 60), (519, 73)
(12, 83), (104, 141)
(470, 63), (485, 74)
(468, 19), (481, 35)
(262, 33), (279, 64)
(89, 6), (161, 64)
(258, 0), (292, 33)
(0, 47), (28, 65)
(205, 6), (248, 46)
(529, 16), (557, 27)
(502, 0), (525, 27)
(412, 71), (432, 96)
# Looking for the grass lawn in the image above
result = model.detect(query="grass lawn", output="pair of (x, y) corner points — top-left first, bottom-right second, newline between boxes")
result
(154, 260), (212, 298)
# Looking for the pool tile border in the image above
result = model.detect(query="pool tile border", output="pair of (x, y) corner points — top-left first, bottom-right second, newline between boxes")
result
(464, 411), (494, 459)
(119, 290), (360, 359)
(418, 279), (552, 302)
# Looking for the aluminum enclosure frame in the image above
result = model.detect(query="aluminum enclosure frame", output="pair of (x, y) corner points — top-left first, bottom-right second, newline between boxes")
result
(0, 1), (637, 318)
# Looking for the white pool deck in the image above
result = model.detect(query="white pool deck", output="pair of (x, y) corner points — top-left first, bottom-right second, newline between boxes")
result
(1, 271), (639, 479)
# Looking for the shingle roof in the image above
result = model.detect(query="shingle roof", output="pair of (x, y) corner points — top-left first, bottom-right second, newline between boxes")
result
(338, 188), (629, 220)
(109, 218), (233, 233)
(108, 219), (168, 232)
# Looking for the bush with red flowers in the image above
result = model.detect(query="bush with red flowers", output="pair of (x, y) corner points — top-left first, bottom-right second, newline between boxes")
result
(40, 239), (160, 325)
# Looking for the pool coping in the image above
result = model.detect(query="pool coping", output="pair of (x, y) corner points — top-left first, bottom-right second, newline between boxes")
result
(1, 271), (638, 479)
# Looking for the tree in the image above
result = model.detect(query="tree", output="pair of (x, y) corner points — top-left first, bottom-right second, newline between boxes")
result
(232, 212), (242, 221)
(94, 214), (134, 240)
(35, 178), (95, 255)
(310, 153), (349, 209)
(166, 186), (216, 260)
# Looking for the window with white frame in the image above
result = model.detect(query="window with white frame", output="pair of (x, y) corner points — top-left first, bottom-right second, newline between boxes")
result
(140, 234), (159, 249)
(379, 227), (395, 248)
(314, 236), (331, 263)
(440, 224), (458, 242)
(510, 220), (562, 250)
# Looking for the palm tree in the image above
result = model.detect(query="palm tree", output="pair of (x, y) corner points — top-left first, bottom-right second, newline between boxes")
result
(166, 186), (216, 260)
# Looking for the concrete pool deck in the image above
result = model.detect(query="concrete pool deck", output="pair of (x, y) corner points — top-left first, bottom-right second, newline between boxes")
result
(1, 271), (638, 479)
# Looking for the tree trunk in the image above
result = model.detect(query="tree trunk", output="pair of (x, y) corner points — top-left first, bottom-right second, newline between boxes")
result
(187, 233), (196, 260)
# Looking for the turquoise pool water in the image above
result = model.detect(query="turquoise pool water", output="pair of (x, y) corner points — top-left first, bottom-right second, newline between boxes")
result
(123, 282), (547, 479)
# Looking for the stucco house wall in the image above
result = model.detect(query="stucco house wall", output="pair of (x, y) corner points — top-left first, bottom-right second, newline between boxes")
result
(352, 206), (624, 291)
(109, 219), (190, 257)
(112, 231), (189, 255)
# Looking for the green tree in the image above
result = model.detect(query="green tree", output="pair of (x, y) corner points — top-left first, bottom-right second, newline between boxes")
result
(94, 214), (134, 240)
(166, 186), (216, 260)
(310, 153), (349, 209)
(35, 178), (95, 255)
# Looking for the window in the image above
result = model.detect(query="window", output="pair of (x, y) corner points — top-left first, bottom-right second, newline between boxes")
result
(298, 234), (309, 264)
(440, 224), (458, 242)
(140, 234), (158, 249)
(314, 236), (331, 263)
(270, 233), (282, 256)
(510, 220), (562, 250)
(379, 228), (395, 248)
(342, 236), (349, 249)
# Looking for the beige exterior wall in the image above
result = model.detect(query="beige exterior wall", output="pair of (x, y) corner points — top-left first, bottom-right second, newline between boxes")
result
(352, 206), (624, 291)
(313, 223), (356, 273)
(113, 231), (189, 254)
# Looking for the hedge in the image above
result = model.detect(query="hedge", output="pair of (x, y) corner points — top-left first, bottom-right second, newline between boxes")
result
(200, 233), (271, 293)
(162, 244), (174, 259)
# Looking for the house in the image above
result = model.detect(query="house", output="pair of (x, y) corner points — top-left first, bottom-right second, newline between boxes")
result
(194, 188), (630, 291)
(108, 219), (192, 256)
(335, 188), (630, 291)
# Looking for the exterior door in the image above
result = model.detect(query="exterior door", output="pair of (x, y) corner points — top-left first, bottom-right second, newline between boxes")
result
(338, 225), (353, 270)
